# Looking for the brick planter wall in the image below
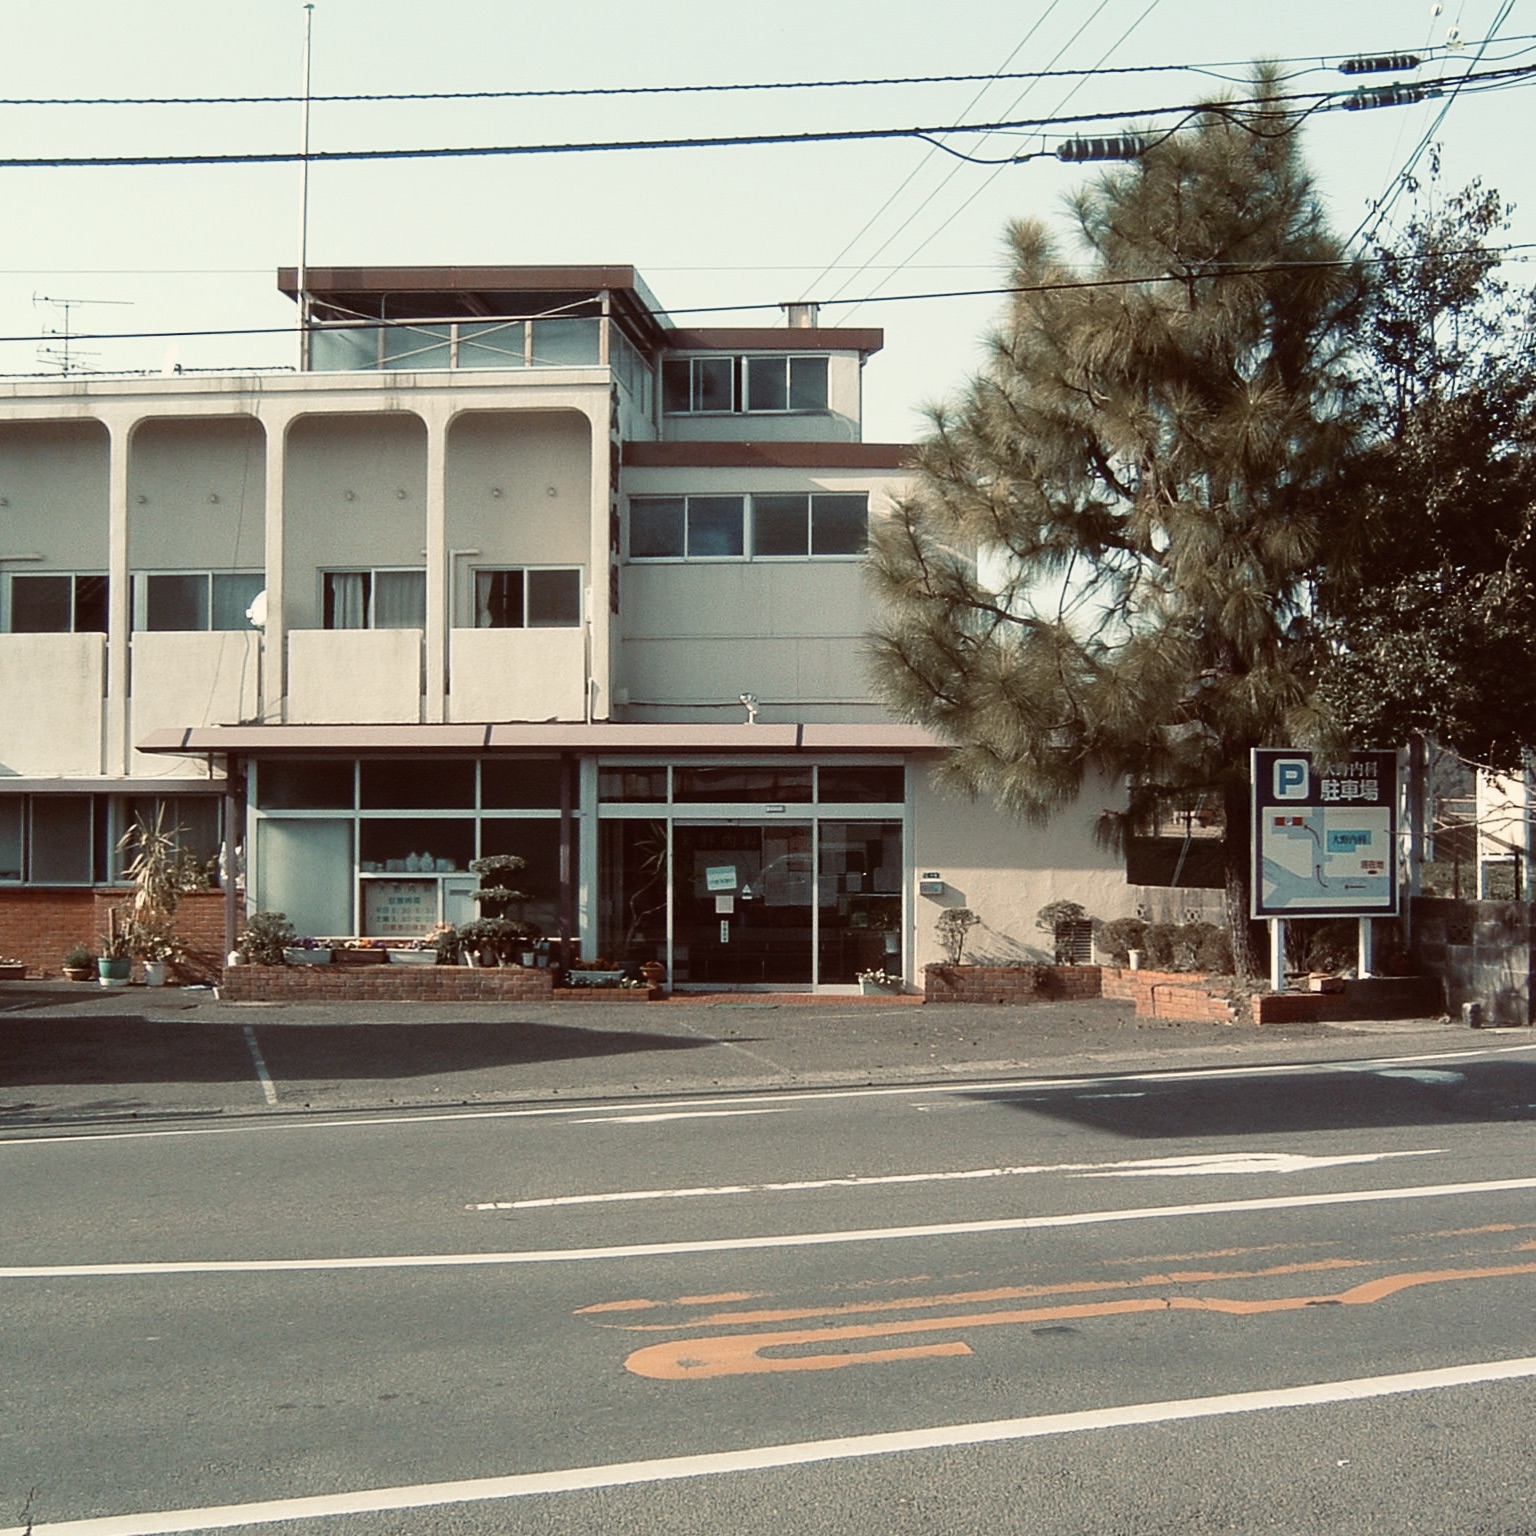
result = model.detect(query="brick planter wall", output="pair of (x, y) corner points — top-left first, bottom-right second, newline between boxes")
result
(923, 964), (1102, 1005)
(0, 887), (234, 982)
(220, 964), (554, 1003)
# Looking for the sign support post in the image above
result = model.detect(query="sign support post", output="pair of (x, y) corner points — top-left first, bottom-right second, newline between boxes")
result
(1270, 918), (1285, 994)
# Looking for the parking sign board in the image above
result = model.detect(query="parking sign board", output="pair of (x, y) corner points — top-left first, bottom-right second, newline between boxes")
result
(1252, 749), (1398, 918)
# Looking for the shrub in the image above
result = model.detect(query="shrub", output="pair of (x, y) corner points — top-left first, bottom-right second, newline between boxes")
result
(935, 907), (981, 964)
(1098, 917), (1147, 963)
(237, 911), (295, 966)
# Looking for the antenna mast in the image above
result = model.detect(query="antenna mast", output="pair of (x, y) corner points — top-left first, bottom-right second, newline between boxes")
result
(297, 3), (315, 369)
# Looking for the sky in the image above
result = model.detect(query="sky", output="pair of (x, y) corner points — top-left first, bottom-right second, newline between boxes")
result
(0, 0), (1530, 441)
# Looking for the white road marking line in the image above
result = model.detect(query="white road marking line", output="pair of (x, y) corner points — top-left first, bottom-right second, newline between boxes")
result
(7, 1176), (1535, 1279)
(8, 1355), (1535, 1535)
(2, 1040), (1530, 1148)
(241, 1028), (278, 1106)
(569, 1109), (791, 1125)
(470, 1149), (1439, 1210)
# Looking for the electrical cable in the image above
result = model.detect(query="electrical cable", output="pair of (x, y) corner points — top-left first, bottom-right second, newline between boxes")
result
(0, 64), (1531, 171)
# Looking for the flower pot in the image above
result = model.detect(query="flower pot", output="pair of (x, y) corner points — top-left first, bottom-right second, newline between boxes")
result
(63, 966), (94, 982)
(97, 956), (131, 985)
(284, 947), (333, 966)
(386, 949), (438, 966)
(859, 978), (900, 996)
(143, 960), (169, 987)
(0, 960), (26, 981)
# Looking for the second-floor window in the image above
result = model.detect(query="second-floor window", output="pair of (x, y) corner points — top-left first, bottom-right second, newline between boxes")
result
(473, 568), (582, 628)
(628, 493), (868, 561)
(662, 355), (829, 415)
(323, 570), (426, 630)
(4, 573), (108, 634)
(133, 572), (265, 632)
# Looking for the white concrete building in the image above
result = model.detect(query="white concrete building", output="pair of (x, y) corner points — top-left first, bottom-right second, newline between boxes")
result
(0, 265), (1132, 986)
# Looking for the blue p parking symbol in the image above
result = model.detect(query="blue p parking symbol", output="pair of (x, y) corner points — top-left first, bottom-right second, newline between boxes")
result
(1273, 758), (1310, 801)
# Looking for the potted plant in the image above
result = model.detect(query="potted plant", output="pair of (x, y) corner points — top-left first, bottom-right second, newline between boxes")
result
(235, 911), (295, 967)
(98, 910), (132, 984)
(62, 943), (95, 981)
(118, 809), (188, 986)
(856, 966), (901, 996)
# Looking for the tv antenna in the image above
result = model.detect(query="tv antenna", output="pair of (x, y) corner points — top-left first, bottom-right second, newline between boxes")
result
(33, 293), (132, 375)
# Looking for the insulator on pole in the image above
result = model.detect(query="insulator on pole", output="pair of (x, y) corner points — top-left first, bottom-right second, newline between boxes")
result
(1339, 52), (1421, 75)
(1343, 81), (1443, 110)
(1056, 134), (1145, 163)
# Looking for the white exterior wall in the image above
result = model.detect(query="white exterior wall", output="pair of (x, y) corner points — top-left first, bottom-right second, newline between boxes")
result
(0, 634), (104, 775)
(128, 632), (260, 775)
(0, 369), (613, 761)
(617, 463), (904, 723)
(448, 628), (586, 721)
(909, 765), (1135, 969)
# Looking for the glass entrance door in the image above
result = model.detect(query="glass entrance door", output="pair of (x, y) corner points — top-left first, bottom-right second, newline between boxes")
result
(671, 822), (813, 986)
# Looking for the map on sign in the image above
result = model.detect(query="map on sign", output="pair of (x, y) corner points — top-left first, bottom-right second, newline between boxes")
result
(1260, 808), (1393, 912)
(1251, 750), (1398, 918)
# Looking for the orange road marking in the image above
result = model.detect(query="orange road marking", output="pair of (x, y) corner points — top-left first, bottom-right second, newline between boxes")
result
(621, 1260), (1536, 1380)
(596, 1258), (1372, 1333)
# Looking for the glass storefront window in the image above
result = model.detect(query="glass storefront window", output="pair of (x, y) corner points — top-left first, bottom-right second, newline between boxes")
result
(360, 759), (475, 810)
(482, 759), (564, 809)
(817, 766), (905, 803)
(598, 767), (669, 802)
(256, 760), (355, 810)
(674, 766), (812, 803)
(358, 819), (474, 874)
(256, 818), (354, 937)
(817, 820), (903, 984)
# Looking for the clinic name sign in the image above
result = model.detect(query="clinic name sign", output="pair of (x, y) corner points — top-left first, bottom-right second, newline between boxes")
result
(1252, 749), (1398, 919)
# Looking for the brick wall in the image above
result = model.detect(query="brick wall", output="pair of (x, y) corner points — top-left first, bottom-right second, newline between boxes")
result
(923, 964), (1102, 1005)
(220, 964), (555, 1003)
(1103, 965), (1238, 1022)
(0, 888), (235, 981)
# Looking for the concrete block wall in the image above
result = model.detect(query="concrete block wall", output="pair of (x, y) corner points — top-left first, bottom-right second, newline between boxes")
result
(1412, 897), (1532, 1024)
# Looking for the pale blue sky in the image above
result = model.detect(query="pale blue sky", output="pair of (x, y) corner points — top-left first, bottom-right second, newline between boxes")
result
(1, 0), (1529, 438)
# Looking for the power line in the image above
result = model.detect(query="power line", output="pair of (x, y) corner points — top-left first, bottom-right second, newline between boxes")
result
(3, 42), (1530, 108)
(1, 65), (1531, 171)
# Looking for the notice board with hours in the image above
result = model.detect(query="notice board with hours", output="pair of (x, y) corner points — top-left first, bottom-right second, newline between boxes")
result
(1251, 749), (1398, 919)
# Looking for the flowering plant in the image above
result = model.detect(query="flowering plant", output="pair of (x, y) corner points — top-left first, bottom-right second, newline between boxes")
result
(856, 967), (900, 988)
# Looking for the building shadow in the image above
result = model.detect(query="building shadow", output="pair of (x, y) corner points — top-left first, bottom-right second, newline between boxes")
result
(0, 1014), (715, 1096)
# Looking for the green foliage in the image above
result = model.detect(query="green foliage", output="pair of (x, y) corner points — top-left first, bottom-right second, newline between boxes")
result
(1316, 171), (1536, 773)
(935, 907), (981, 964)
(1098, 917), (1147, 963)
(1034, 901), (1087, 934)
(63, 942), (95, 969)
(237, 911), (295, 966)
(457, 917), (536, 967)
(866, 67), (1364, 977)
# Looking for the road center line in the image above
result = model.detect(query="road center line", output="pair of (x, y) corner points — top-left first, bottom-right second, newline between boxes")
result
(8, 1356), (1535, 1535)
(7, 1176), (1536, 1278)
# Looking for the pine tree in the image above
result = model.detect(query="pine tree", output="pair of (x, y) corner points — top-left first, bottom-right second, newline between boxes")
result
(867, 70), (1365, 976)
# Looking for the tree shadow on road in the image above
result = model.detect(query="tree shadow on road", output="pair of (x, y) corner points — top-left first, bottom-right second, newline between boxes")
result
(964, 1058), (1536, 1137)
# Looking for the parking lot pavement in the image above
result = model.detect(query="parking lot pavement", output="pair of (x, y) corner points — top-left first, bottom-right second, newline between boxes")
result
(0, 979), (1476, 1131)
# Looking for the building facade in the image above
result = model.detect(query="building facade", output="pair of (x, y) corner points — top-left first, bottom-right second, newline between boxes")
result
(0, 266), (1132, 986)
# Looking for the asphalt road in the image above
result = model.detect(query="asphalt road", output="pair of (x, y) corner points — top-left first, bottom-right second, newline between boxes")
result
(4, 1012), (1535, 1535)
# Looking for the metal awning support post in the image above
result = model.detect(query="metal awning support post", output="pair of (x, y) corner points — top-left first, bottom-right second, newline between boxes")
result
(1358, 916), (1374, 978)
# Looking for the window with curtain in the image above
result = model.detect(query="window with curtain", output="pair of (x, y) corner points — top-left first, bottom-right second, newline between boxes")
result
(323, 570), (426, 629)
(473, 568), (582, 628)
(5, 573), (109, 633)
